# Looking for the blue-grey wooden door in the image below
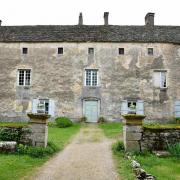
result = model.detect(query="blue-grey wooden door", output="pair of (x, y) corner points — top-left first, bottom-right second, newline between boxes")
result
(84, 101), (98, 122)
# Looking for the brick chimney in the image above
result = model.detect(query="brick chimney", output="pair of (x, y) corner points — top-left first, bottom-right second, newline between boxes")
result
(145, 13), (155, 26)
(104, 12), (109, 25)
(78, 12), (83, 25)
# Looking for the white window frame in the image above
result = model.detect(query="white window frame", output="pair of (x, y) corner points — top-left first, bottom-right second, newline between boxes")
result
(153, 70), (167, 89)
(37, 99), (49, 114)
(17, 69), (31, 86)
(84, 69), (98, 86)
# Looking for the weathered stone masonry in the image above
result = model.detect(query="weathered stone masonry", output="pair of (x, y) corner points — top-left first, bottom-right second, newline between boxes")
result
(0, 13), (180, 122)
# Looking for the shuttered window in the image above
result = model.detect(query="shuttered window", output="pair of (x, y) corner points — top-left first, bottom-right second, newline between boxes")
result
(153, 71), (167, 88)
(121, 100), (144, 115)
(32, 99), (55, 116)
(175, 101), (180, 117)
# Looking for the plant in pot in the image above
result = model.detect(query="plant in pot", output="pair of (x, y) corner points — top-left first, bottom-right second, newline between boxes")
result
(128, 102), (136, 114)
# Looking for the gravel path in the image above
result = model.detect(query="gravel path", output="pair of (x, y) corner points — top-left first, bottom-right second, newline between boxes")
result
(30, 124), (120, 180)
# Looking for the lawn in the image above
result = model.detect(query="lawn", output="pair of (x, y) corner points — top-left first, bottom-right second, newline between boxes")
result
(0, 123), (81, 180)
(135, 154), (180, 180)
(98, 122), (123, 139)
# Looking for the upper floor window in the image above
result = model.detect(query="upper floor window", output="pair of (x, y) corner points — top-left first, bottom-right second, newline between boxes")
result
(153, 70), (167, 88)
(22, 47), (28, 54)
(119, 48), (124, 55)
(88, 48), (94, 55)
(18, 69), (31, 86)
(58, 47), (63, 54)
(85, 69), (98, 86)
(148, 48), (153, 55)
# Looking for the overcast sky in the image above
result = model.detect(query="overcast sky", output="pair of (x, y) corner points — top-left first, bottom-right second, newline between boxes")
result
(0, 0), (179, 26)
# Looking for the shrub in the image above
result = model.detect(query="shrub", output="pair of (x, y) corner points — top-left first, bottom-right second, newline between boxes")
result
(112, 141), (125, 152)
(79, 116), (87, 123)
(167, 143), (180, 158)
(17, 142), (59, 158)
(55, 117), (73, 128)
(98, 117), (106, 123)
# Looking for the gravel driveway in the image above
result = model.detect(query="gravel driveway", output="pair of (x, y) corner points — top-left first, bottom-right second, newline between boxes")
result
(30, 124), (120, 180)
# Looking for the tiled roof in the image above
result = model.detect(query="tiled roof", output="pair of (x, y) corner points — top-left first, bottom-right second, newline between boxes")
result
(0, 25), (179, 44)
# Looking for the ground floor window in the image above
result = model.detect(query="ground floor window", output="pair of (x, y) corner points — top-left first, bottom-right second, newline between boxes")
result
(175, 100), (180, 117)
(32, 99), (55, 116)
(121, 100), (144, 115)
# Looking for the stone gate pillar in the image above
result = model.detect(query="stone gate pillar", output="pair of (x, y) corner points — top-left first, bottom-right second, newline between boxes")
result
(123, 115), (145, 151)
(27, 113), (51, 147)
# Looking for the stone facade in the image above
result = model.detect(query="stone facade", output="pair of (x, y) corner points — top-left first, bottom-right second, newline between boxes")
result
(0, 13), (180, 122)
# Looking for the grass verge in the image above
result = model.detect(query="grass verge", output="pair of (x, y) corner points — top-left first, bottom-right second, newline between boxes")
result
(0, 123), (81, 180)
(98, 122), (123, 139)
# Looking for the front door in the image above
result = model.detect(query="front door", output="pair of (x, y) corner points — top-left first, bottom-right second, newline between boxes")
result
(84, 100), (98, 122)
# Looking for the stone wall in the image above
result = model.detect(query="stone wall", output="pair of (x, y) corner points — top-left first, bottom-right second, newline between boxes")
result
(0, 42), (180, 122)
(141, 127), (180, 151)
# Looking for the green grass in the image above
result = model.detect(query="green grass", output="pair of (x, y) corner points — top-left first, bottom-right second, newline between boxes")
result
(0, 122), (28, 127)
(112, 142), (135, 180)
(98, 122), (123, 139)
(135, 154), (180, 180)
(0, 123), (81, 180)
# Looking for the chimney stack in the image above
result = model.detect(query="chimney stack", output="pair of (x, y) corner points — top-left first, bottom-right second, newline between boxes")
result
(0, 20), (2, 26)
(78, 12), (83, 25)
(104, 12), (109, 25)
(145, 13), (155, 26)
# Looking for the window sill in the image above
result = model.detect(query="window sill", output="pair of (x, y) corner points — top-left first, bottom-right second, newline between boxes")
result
(17, 85), (31, 89)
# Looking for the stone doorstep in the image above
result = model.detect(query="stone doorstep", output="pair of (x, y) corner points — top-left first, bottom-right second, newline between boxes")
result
(0, 141), (17, 151)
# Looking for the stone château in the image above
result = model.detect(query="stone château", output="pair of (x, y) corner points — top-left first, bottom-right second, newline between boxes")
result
(0, 12), (180, 122)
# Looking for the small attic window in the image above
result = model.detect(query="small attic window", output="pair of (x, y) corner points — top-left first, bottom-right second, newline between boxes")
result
(119, 48), (124, 55)
(58, 47), (63, 54)
(88, 48), (94, 55)
(22, 48), (28, 54)
(148, 48), (153, 55)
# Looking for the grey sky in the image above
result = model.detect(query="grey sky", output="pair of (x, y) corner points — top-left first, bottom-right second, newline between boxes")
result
(0, 0), (179, 26)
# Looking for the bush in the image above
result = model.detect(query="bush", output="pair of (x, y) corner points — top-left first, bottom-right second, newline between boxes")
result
(167, 143), (180, 158)
(112, 141), (125, 152)
(79, 116), (87, 123)
(17, 142), (59, 158)
(98, 117), (106, 123)
(55, 117), (73, 128)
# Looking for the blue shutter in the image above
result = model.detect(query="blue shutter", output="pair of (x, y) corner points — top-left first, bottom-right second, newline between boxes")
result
(32, 99), (38, 113)
(49, 99), (55, 117)
(175, 101), (180, 117)
(121, 100), (128, 115)
(136, 100), (144, 115)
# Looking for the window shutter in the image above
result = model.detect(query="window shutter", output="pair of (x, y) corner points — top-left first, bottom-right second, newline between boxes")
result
(32, 99), (38, 113)
(121, 100), (128, 115)
(175, 101), (180, 117)
(136, 100), (144, 115)
(49, 99), (55, 117)
(153, 72), (160, 87)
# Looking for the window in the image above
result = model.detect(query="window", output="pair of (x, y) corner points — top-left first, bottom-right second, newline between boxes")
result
(88, 48), (94, 55)
(22, 48), (28, 54)
(85, 69), (98, 86)
(153, 71), (167, 88)
(18, 69), (31, 86)
(175, 101), (180, 118)
(121, 100), (144, 115)
(148, 48), (153, 55)
(119, 48), (124, 55)
(58, 47), (63, 54)
(32, 99), (55, 116)
(37, 99), (49, 114)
